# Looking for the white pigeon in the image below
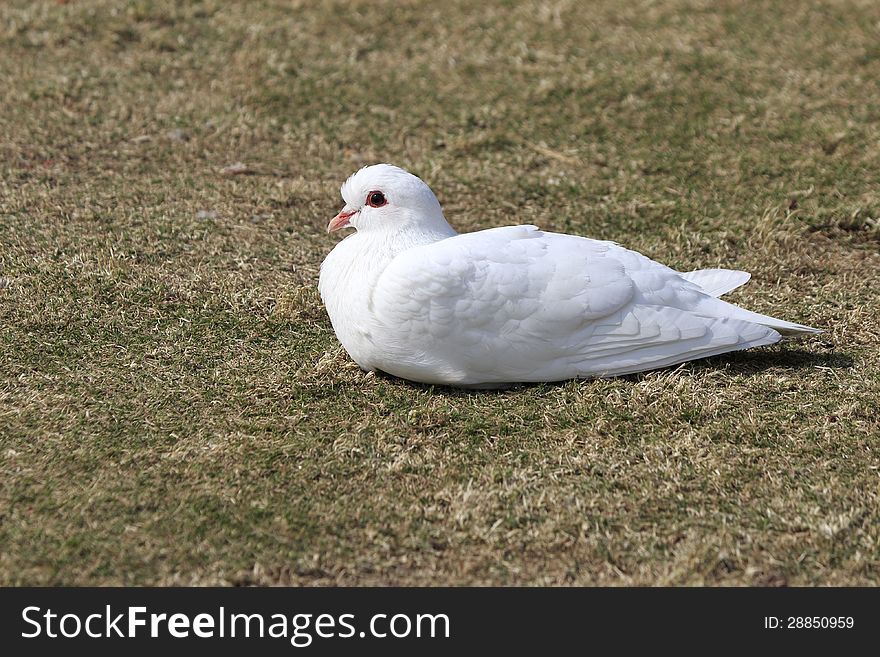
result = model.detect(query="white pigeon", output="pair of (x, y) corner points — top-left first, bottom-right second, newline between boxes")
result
(318, 164), (819, 388)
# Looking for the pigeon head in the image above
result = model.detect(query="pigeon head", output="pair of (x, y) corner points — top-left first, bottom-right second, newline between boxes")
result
(327, 164), (451, 236)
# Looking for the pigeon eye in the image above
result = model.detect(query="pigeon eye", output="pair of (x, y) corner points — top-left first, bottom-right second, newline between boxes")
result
(366, 191), (387, 208)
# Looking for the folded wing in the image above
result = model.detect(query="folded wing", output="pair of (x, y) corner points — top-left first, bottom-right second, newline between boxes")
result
(369, 225), (782, 385)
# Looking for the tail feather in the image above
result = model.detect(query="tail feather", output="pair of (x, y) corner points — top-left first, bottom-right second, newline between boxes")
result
(684, 269), (821, 336)
(713, 299), (822, 336)
(681, 268), (751, 297)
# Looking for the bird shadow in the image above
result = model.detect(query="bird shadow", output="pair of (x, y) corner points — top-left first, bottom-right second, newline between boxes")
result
(373, 348), (853, 396)
(679, 347), (852, 377)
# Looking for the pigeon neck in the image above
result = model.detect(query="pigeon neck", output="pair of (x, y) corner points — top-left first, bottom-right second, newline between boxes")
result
(357, 215), (457, 258)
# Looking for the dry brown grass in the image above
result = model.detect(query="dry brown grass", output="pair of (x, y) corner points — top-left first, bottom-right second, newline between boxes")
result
(1, 0), (879, 585)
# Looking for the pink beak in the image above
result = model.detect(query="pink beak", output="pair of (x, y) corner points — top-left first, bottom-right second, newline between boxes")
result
(327, 208), (357, 233)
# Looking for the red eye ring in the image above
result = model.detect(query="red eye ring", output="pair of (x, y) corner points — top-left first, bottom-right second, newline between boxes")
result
(366, 190), (387, 208)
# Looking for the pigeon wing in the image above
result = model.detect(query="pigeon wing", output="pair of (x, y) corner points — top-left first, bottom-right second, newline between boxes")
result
(369, 226), (779, 385)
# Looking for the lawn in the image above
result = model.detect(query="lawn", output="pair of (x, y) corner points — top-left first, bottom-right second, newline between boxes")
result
(1, 0), (878, 585)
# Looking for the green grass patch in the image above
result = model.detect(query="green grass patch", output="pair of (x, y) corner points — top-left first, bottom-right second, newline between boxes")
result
(1, 0), (878, 585)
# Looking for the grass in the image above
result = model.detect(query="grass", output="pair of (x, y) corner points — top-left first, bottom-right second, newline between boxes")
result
(1, 0), (878, 586)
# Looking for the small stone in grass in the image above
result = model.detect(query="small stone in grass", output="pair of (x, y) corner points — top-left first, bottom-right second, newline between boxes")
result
(196, 210), (217, 220)
(167, 128), (189, 142)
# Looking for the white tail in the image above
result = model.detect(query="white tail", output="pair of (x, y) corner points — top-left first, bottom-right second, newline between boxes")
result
(681, 268), (751, 297)
(713, 299), (822, 336)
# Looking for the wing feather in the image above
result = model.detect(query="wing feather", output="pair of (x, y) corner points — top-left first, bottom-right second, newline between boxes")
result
(368, 226), (780, 385)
